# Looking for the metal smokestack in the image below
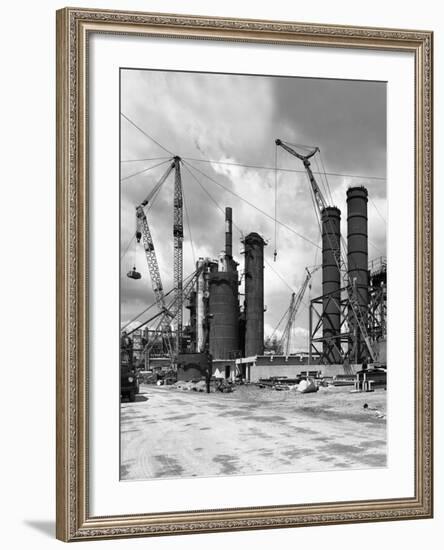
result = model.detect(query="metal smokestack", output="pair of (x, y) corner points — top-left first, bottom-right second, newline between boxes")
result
(208, 271), (239, 359)
(321, 206), (341, 363)
(243, 232), (266, 357)
(225, 207), (233, 259)
(208, 208), (239, 359)
(347, 186), (369, 363)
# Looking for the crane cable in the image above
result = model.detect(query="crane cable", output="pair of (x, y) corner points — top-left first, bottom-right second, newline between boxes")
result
(181, 155), (386, 182)
(369, 195), (387, 224)
(184, 159), (307, 296)
(186, 159), (297, 295)
(121, 158), (172, 182)
(182, 159), (321, 250)
(121, 234), (136, 262)
(121, 113), (174, 155)
(269, 301), (292, 342)
(313, 153), (332, 206)
(274, 144), (278, 261)
(318, 150), (334, 205)
(143, 269), (199, 353)
(121, 156), (171, 163)
(123, 269), (197, 335)
(120, 169), (168, 262)
(270, 265), (319, 348)
(132, 214), (137, 269)
(181, 167), (196, 266)
(121, 113), (386, 182)
(182, 162), (245, 241)
(121, 287), (175, 332)
(264, 257), (295, 293)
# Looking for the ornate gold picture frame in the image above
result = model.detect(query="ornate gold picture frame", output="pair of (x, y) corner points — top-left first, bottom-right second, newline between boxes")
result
(56, 7), (433, 542)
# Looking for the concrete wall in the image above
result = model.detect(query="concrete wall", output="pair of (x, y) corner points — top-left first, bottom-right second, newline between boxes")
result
(249, 365), (315, 382)
(249, 363), (360, 382)
(255, 355), (312, 366)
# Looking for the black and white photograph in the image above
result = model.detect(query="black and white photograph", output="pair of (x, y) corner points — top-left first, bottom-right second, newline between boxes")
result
(119, 68), (387, 481)
(1, 0), (438, 546)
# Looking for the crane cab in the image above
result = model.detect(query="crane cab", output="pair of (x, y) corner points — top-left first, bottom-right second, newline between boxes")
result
(127, 267), (141, 280)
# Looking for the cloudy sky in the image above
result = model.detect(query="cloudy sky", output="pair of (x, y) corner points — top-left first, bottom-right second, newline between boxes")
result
(120, 69), (387, 351)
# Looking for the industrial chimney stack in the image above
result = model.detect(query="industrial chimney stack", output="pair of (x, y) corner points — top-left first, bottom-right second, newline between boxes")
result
(225, 206), (233, 259)
(347, 186), (369, 363)
(243, 232), (266, 357)
(321, 206), (342, 363)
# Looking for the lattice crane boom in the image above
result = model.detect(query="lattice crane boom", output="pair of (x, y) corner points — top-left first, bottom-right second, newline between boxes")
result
(275, 139), (325, 214)
(135, 161), (175, 312)
(144, 265), (204, 357)
(135, 161), (176, 357)
(279, 267), (319, 356)
(132, 156), (185, 359)
(172, 157), (184, 353)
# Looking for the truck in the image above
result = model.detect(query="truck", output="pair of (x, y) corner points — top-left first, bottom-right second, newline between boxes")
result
(120, 365), (140, 402)
(120, 331), (140, 402)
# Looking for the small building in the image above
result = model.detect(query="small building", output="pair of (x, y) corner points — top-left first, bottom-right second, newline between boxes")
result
(236, 354), (316, 382)
(236, 354), (365, 382)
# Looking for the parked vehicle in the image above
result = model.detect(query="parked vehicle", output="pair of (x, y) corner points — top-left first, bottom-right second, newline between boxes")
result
(121, 366), (139, 402)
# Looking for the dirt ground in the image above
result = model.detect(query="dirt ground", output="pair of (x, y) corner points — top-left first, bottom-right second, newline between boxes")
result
(120, 384), (386, 481)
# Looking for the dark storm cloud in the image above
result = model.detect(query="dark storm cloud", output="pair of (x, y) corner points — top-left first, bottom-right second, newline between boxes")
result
(271, 77), (386, 178)
(121, 69), (386, 349)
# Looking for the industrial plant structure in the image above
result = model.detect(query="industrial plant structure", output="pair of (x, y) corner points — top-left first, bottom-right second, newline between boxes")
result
(122, 142), (387, 382)
(309, 185), (386, 368)
(176, 207), (267, 380)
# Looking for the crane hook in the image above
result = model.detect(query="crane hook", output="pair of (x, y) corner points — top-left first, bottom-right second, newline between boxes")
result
(127, 266), (142, 280)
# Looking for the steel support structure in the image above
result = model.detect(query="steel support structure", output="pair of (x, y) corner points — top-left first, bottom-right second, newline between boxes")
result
(368, 261), (387, 344)
(309, 287), (351, 365)
(368, 284), (386, 343)
(309, 279), (387, 365)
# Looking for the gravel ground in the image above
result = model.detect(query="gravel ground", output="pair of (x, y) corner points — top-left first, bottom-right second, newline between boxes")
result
(120, 384), (386, 481)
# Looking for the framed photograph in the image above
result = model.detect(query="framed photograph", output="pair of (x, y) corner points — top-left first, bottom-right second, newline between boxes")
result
(56, 7), (433, 541)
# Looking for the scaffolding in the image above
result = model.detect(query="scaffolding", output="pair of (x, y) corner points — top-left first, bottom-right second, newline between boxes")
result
(309, 258), (387, 365)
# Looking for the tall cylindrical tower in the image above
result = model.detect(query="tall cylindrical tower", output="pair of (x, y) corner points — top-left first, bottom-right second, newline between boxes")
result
(225, 206), (233, 259)
(244, 232), (266, 357)
(347, 186), (369, 363)
(208, 271), (240, 359)
(321, 206), (342, 363)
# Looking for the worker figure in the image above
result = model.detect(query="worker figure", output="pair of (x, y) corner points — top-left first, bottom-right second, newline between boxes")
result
(120, 331), (134, 367)
(121, 331), (133, 351)
(204, 351), (213, 394)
